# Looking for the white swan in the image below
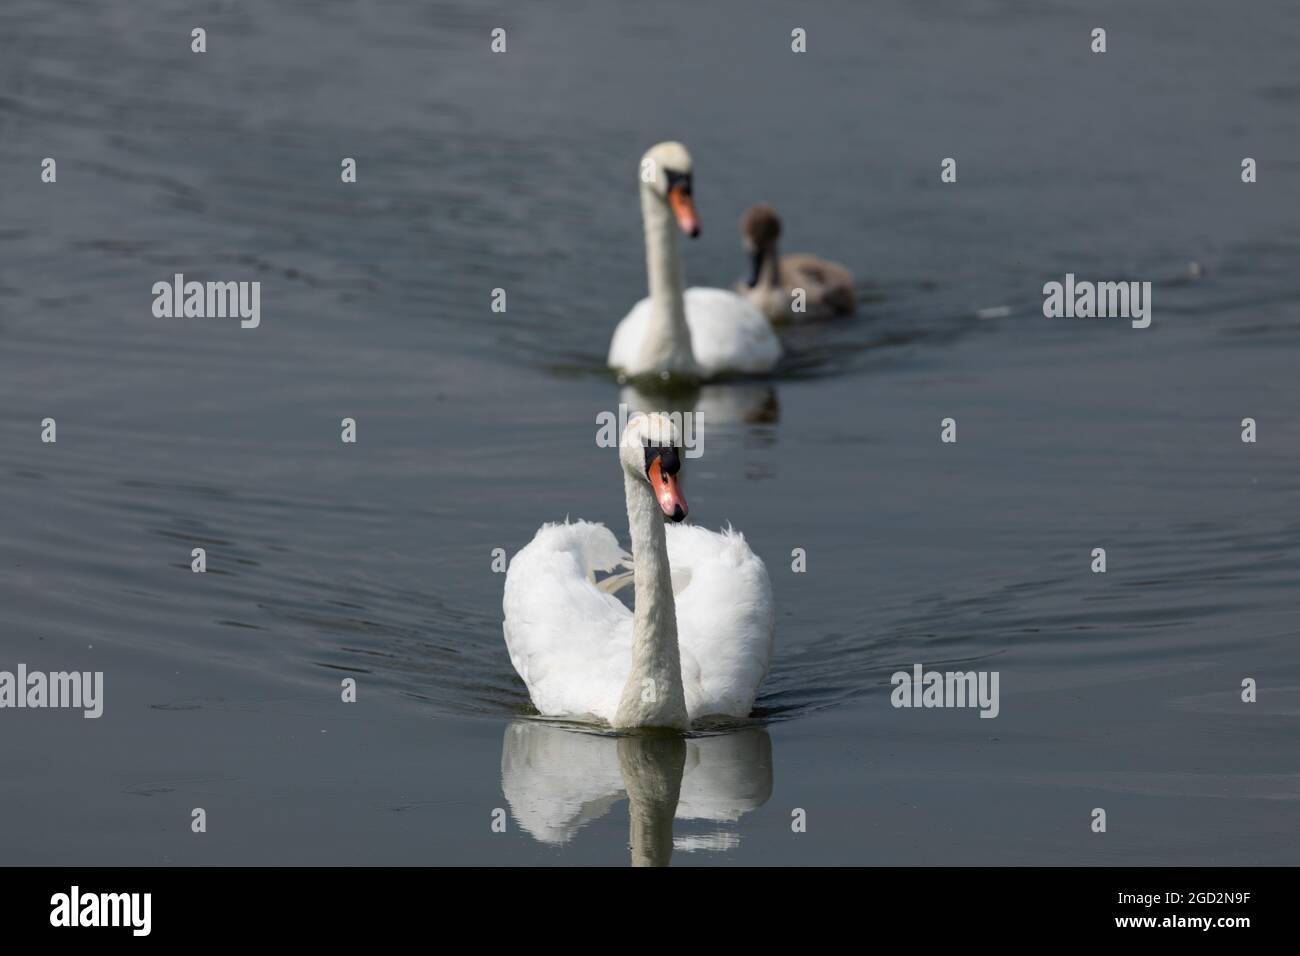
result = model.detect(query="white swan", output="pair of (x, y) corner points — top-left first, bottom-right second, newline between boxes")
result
(502, 412), (774, 729)
(608, 142), (782, 381)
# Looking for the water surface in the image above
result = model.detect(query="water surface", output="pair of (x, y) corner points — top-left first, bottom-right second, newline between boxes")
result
(2, 0), (1298, 865)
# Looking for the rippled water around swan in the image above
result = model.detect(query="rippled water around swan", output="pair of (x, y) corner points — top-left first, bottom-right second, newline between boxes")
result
(2, 0), (1299, 865)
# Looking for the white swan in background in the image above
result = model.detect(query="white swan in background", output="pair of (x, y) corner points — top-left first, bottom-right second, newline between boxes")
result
(737, 203), (856, 322)
(608, 142), (782, 381)
(502, 412), (774, 729)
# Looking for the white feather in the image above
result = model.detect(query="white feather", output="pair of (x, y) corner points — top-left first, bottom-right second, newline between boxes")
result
(502, 519), (774, 724)
(609, 288), (782, 379)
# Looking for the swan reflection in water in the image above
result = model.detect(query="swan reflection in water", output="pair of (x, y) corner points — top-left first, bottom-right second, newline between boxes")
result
(619, 383), (779, 428)
(501, 721), (773, 866)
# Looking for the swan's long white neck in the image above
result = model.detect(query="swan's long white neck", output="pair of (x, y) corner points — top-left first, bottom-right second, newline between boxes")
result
(614, 469), (690, 729)
(637, 186), (698, 377)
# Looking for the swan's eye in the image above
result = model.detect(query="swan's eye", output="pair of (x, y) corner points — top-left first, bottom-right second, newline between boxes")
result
(643, 444), (682, 478)
(664, 169), (692, 196)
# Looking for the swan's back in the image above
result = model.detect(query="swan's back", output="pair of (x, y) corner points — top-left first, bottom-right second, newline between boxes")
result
(781, 254), (856, 316)
(609, 289), (781, 379)
(682, 288), (781, 377)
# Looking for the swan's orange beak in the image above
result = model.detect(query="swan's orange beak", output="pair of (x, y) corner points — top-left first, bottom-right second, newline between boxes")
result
(669, 183), (700, 238)
(648, 456), (688, 522)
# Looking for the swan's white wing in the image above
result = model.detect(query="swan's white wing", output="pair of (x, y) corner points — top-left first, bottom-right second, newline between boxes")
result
(607, 296), (653, 373)
(502, 520), (634, 723)
(683, 288), (782, 377)
(665, 524), (775, 720)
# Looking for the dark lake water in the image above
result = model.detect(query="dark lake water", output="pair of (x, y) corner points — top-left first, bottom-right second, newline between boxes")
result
(2, 0), (1298, 864)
